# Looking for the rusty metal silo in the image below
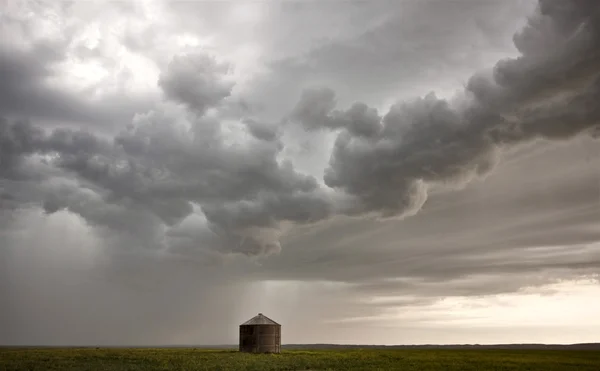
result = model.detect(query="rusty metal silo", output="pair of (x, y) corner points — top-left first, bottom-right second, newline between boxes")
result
(239, 313), (281, 354)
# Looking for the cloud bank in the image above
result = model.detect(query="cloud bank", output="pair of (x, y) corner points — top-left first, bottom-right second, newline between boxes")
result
(1, 0), (599, 347)
(1, 0), (598, 258)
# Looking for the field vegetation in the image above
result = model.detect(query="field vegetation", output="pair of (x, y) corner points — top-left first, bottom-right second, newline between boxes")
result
(2, 347), (600, 371)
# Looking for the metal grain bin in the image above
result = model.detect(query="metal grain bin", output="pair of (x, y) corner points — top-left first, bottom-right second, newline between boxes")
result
(239, 313), (281, 354)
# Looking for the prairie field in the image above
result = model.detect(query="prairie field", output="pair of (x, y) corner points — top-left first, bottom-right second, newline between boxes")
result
(2, 348), (600, 371)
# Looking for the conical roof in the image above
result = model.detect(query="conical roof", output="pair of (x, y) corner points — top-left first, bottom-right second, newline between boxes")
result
(241, 313), (280, 326)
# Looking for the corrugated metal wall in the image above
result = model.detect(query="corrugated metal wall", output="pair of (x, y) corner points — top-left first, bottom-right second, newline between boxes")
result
(239, 324), (281, 353)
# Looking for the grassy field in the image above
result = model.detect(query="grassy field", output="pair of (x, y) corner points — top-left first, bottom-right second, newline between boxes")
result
(1, 347), (600, 371)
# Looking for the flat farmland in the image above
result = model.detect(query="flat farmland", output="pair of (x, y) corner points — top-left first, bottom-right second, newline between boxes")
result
(2, 347), (600, 371)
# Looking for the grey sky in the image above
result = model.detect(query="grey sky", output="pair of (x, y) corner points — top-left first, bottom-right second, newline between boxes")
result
(0, 0), (599, 346)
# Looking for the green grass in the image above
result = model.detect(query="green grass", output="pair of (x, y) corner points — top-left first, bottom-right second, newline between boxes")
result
(1, 348), (600, 371)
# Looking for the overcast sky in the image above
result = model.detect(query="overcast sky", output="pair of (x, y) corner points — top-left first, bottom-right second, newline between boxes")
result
(1, 0), (599, 346)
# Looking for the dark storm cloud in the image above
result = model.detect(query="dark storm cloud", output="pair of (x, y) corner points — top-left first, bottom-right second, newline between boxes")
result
(249, 136), (599, 301)
(1, 0), (598, 259)
(0, 114), (330, 255)
(288, 0), (600, 220)
(0, 44), (332, 255)
(2, 0), (600, 348)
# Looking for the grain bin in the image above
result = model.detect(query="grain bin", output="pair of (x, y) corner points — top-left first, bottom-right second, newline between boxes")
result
(239, 313), (281, 353)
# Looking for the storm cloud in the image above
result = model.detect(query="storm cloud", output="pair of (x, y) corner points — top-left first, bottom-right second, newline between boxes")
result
(291, 0), (600, 219)
(1, 0), (599, 346)
(3, 0), (599, 257)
